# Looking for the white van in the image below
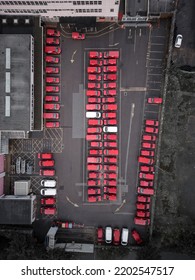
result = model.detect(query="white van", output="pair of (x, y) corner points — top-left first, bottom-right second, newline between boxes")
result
(121, 227), (129, 246)
(103, 126), (118, 133)
(41, 179), (56, 187)
(40, 188), (57, 196)
(86, 112), (101, 118)
(105, 226), (112, 244)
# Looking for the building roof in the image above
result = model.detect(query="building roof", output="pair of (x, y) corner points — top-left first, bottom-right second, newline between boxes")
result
(0, 195), (36, 225)
(0, 34), (32, 131)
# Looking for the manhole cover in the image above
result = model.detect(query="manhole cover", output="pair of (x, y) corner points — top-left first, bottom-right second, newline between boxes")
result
(59, 185), (64, 190)
(124, 92), (127, 96)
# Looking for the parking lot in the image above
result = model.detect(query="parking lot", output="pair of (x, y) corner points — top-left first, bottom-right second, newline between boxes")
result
(8, 20), (169, 243)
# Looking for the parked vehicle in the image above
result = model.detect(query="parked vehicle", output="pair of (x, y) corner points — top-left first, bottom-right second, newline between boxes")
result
(113, 228), (120, 245)
(46, 37), (60, 45)
(89, 149), (103, 155)
(103, 82), (117, 89)
(136, 210), (150, 218)
(102, 97), (116, 103)
(103, 180), (117, 186)
(105, 226), (112, 243)
(137, 195), (151, 203)
(39, 169), (55, 176)
(89, 51), (102, 58)
(121, 228), (129, 246)
(46, 77), (60, 84)
(103, 186), (117, 194)
(103, 66), (117, 73)
(103, 194), (117, 201)
(46, 122), (60, 128)
(140, 180), (154, 187)
(103, 59), (117, 65)
(140, 165), (154, 172)
(40, 207), (56, 215)
(138, 156), (154, 165)
(89, 60), (103, 66)
(87, 157), (102, 163)
(45, 95), (59, 102)
(136, 203), (150, 210)
(103, 74), (117, 81)
(145, 120), (159, 126)
(86, 104), (101, 111)
(45, 46), (61, 54)
(41, 179), (56, 187)
(131, 229), (143, 244)
(104, 134), (117, 141)
(103, 89), (117, 96)
(88, 83), (101, 89)
(88, 195), (102, 202)
(45, 56), (59, 63)
(88, 119), (103, 126)
(87, 67), (101, 74)
(137, 187), (154, 195)
(142, 142), (156, 149)
(103, 126), (118, 133)
(97, 227), (104, 242)
(104, 157), (117, 164)
(44, 104), (60, 110)
(103, 119), (117, 126)
(86, 90), (101, 97)
(86, 112), (101, 118)
(102, 104), (117, 111)
(88, 172), (103, 179)
(87, 164), (102, 171)
(104, 165), (117, 172)
(142, 134), (157, 141)
(86, 134), (101, 141)
(39, 160), (55, 167)
(134, 217), (150, 226)
(88, 74), (102, 81)
(87, 180), (101, 186)
(102, 112), (117, 119)
(46, 67), (59, 74)
(140, 150), (155, 157)
(104, 149), (118, 156)
(89, 141), (103, 148)
(88, 97), (101, 103)
(104, 173), (117, 179)
(87, 127), (102, 134)
(103, 51), (119, 59)
(175, 34), (183, 48)
(41, 197), (56, 205)
(147, 97), (163, 104)
(139, 172), (155, 180)
(145, 126), (159, 134)
(38, 153), (52, 159)
(43, 113), (59, 119)
(47, 29), (60, 37)
(88, 188), (101, 195)
(40, 188), (57, 196)
(72, 32), (85, 40)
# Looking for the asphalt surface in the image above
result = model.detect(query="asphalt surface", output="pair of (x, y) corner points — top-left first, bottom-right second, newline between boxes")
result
(52, 21), (169, 240)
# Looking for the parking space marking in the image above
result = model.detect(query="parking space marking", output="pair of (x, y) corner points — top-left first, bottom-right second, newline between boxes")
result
(134, 28), (137, 53)
(114, 212), (134, 215)
(120, 87), (147, 92)
(124, 103), (135, 184)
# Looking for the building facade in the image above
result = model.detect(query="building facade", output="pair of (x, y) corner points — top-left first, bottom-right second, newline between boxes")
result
(0, 0), (120, 21)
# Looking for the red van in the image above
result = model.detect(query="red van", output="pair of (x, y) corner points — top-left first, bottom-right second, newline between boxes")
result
(87, 157), (102, 163)
(86, 90), (101, 97)
(103, 51), (119, 59)
(39, 169), (55, 176)
(89, 51), (102, 58)
(104, 149), (118, 156)
(40, 207), (56, 215)
(39, 160), (55, 167)
(41, 198), (56, 205)
(43, 113), (59, 119)
(38, 153), (52, 159)
(138, 156), (154, 165)
(134, 217), (150, 226)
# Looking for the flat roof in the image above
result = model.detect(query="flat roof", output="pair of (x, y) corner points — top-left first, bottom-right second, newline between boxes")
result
(0, 34), (32, 131)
